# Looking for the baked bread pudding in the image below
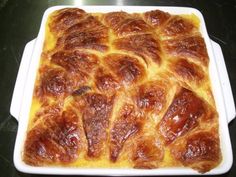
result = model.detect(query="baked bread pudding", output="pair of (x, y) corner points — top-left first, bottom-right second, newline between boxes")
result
(23, 8), (221, 173)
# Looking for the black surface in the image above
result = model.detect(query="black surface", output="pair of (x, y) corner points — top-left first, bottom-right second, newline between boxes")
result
(0, 0), (235, 177)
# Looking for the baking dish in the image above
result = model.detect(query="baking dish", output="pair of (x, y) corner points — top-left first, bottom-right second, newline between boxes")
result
(10, 6), (235, 175)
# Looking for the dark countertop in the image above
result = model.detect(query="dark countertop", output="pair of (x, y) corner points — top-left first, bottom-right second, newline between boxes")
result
(0, 0), (235, 177)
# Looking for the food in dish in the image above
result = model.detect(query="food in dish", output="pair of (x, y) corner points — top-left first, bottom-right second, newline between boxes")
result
(23, 8), (221, 173)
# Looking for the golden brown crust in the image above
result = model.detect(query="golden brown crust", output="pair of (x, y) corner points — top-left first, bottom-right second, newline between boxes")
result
(24, 107), (81, 165)
(144, 10), (171, 27)
(114, 34), (161, 65)
(163, 35), (209, 66)
(170, 58), (204, 83)
(24, 8), (221, 173)
(75, 93), (115, 158)
(51, 50), (99, 73)
(104, 12), (151, 37)
(104, 54), (146, 85)
(57, 29), (109, 52)
(170, 130), (221, 173)
(132, 136), (164, 169)
(95, 68), (121, 95)
(103, 11), (129, 30)
(49, 8), (86, 33)
(110, 104), (143, 162)
(162, 16), (196, 37)
(158, 88), (214, 145)
(134, 80), (167, 114)
(35, 66), (84, 101)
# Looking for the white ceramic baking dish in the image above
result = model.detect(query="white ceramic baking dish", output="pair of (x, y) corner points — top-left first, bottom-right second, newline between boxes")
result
(10, 6), (236, 175)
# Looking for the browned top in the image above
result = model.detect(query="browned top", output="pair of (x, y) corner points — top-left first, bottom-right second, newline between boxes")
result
(23, 8), (221, 174)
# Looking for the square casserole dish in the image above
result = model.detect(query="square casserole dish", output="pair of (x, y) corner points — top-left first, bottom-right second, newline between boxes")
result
(11, 6), (236, 175)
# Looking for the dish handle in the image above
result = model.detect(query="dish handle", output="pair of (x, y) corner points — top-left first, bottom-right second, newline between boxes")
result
(211, 40), (236, 123)
(10, 39), (36, 121)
